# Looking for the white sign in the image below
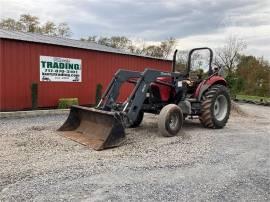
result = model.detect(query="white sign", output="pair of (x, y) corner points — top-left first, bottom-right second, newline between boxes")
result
(40, 56), (82, 82)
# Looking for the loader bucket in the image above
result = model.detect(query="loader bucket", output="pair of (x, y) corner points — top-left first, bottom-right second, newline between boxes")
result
(58, 105), (125, 150)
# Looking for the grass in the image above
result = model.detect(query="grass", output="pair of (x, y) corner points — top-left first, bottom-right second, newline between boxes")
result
(236, 94), (270, 102)
(58, 98), (79, 109)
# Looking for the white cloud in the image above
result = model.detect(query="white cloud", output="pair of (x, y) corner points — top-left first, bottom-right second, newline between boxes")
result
(177, 25), (270, 60)
(0, 0), (269, 60)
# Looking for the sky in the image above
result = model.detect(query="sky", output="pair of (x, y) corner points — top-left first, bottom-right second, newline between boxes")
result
(0, 0), (270, 60)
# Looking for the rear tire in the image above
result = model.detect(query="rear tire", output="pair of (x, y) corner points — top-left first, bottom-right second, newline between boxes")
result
(158, 104), (183, 137)
(129, 111), (144, 128)
(200, 85), (231, 128)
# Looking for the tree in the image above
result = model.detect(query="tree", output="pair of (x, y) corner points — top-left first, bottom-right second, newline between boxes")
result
(0, 14), (72, 37)
(139, 38), (176, 59)
(85, 36), (132, 51)
(97, 37), (111, 46)
(110, 36), (132, 50)
(236, 55), (270, 96)
(160, 37), (176, 59)
(19, 14), (40, 32)
(142, 45), (164, 58)
(57, 23), (72, 37)
(81, 36), (97, 42)
(140, 37), (176, 59)
(214, 35), (247, 76)
(42, 21), (57, 36)
(0, 18), (18, 30)
(80, 36), (176, 59)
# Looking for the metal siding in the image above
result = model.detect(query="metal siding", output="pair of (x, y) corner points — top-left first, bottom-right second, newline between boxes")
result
(0, 29), (171, 63)
(0, 39), (172, 111)
(0, 39), (3, 108)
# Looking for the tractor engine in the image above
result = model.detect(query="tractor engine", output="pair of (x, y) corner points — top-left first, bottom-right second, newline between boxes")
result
(150, 77), (173, 102)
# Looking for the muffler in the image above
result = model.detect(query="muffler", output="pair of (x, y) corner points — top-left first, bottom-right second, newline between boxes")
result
(58, 105), (125, 150)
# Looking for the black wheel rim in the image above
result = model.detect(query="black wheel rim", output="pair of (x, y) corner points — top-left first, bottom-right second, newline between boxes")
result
(169, 112), (179, 130)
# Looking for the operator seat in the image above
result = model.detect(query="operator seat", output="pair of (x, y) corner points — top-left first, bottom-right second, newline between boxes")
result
(185, 71), (201, 94)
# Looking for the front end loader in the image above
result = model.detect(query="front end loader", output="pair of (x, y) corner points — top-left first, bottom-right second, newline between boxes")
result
(58, 47), (231, 150)
(58, 107), (125, 150)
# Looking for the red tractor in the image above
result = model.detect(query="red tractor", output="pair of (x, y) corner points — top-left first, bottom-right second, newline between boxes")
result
(59, 47), (231, 150)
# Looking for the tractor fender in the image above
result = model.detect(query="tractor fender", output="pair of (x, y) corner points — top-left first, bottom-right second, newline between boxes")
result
(195, 76), (227, 101)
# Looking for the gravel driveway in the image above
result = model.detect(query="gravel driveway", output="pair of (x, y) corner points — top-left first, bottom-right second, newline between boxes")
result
(0, 103), (269, 201)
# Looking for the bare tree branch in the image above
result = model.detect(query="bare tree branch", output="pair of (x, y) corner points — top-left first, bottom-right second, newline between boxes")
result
(214, 35), (247, 75)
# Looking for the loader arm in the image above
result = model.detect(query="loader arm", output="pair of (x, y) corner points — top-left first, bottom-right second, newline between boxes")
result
(59, 68), (183, 150)
(124, 69), (173, 124)
(97, 68), (183, 125)
(97, 69), (141, 110)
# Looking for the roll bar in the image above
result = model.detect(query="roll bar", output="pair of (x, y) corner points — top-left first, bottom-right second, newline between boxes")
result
(187, 47), (213, 76)
(171, 47), (213, 76)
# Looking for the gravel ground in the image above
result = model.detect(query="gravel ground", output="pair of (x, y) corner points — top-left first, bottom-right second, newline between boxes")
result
(0, 103), (269, 201)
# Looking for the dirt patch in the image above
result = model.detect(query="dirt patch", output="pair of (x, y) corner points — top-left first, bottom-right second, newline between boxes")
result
(0, 104), (269, 201)
(231, 101), (247, 116)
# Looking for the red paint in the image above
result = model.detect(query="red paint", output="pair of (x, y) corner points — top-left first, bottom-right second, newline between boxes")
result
(205, 75), (227, 86)
(0, 39), (171, 111)
(157, 84), (171, 101)
(194, 81), (205, 98)
(194, 75), (227, 98)
(156, 77), (172, 83)
(151, 77), (172, 101)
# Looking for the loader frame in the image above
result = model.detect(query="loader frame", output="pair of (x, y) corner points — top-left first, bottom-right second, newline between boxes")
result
(96, 69), (185, 126)
(95, 47), (215, 126)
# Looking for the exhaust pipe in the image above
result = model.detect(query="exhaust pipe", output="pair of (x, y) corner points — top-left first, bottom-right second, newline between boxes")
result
(172, 49), (178, 73)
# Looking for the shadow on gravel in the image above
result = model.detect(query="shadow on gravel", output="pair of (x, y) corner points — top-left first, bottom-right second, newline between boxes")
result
(131, 122), (158, 133)
(183, 120), (202, 129)
(27, 126), (46, 131)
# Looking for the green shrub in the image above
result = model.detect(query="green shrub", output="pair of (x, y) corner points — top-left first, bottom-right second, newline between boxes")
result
(226, 75), (245, 98)
(95, 83), (103, 105)
(58, 98), (79, 109)
(31, 83), (38, 109)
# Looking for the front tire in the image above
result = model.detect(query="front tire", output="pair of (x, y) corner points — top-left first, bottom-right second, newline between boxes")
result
(200, 85), (231, 128)
(129, 111), (144, 128)
(158, 104), (183, 137)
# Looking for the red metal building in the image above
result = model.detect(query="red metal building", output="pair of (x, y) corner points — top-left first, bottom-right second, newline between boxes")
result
(0, 29), (171, 111)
